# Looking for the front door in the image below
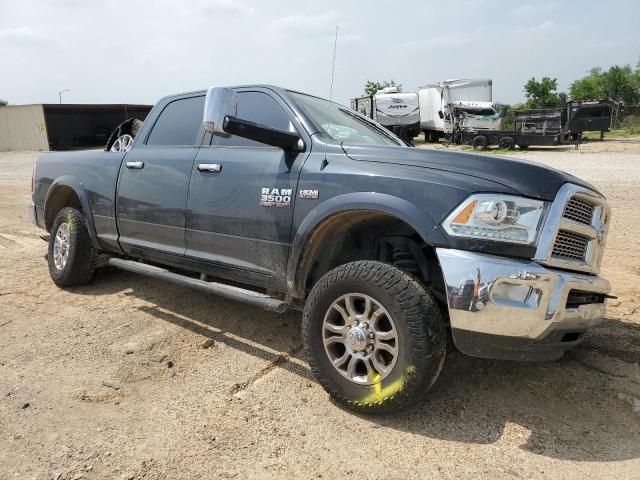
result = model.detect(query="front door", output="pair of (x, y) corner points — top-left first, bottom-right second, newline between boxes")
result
(116, 95), (204, 256)
(185, 90), (307, 280)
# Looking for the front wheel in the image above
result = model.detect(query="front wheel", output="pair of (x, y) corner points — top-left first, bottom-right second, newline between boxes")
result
(302, 261), (446, 413)
(471, 135), (488, 150)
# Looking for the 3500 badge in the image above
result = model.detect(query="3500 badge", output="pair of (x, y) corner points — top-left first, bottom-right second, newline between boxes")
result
(260, 188), (292, 208)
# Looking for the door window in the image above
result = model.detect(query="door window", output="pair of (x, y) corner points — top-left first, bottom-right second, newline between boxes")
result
(147, 96), (205, 146)
(208, 91), (293, 147)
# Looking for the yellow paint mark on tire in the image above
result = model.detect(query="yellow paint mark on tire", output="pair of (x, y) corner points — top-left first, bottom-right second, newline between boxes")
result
(360, 365), (416, 404)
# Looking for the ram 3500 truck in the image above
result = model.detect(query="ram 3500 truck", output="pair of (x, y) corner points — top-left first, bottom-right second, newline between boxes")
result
(29, 85), (612, 413)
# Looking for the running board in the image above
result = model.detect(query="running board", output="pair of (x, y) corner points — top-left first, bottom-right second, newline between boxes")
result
(107, 258), (289, 313)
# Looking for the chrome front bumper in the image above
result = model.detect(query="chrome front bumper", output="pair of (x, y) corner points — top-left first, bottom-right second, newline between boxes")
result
(436, 248), (611, 360)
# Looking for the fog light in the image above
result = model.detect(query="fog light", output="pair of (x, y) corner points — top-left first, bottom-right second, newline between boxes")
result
(491, 282), (541, 308)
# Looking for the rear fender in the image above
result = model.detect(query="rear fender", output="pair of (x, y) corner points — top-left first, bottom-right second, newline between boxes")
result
(44, 176), (100, 249)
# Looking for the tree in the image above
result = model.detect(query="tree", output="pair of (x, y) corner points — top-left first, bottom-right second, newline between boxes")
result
(569, 68), (606, 101)
(523, 77), (566, 108)
(603, 65), (639, 104)
(363, 79), (402, 96)
(569, 65), (640, 104)
(0, 99), (7, 107)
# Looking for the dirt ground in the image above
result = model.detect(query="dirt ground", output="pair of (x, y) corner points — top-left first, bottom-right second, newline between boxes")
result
(1, 139), (639, 480)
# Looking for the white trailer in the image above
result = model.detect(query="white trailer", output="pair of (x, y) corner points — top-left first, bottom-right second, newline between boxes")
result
(351, 87), (420, 140)
(418, 79), (500, 142)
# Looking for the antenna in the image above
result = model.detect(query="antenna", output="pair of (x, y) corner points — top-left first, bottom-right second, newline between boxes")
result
(324, 26), (339, 162)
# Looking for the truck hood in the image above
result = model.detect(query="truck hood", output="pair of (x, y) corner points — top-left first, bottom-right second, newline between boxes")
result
(342, 144), (600, 201)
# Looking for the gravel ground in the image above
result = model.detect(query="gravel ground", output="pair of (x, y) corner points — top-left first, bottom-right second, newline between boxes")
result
(1, 139), (639, 480)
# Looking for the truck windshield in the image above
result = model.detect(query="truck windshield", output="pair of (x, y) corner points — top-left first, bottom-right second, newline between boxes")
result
(288, 92), (403, 147)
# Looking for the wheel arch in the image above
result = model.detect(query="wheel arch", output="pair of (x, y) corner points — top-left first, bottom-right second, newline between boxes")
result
(44, 176), (100, 249)
(287, 192), (449, 299)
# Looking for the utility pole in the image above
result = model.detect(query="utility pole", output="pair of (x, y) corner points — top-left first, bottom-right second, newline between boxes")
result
(58, 89), (70, 104)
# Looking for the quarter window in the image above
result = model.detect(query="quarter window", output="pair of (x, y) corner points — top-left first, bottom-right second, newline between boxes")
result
(147, 96), (204, 146)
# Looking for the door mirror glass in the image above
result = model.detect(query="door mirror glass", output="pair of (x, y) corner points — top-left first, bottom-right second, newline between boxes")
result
(203, 87), (238, 137)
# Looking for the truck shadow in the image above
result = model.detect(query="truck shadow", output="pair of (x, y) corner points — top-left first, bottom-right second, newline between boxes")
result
(78, 268), (640, 463)
(381, 339), (640, 462)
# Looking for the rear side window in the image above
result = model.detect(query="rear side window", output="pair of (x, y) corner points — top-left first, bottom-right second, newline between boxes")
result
(211, 91), (292, 147)
(147, 96), (204, 146)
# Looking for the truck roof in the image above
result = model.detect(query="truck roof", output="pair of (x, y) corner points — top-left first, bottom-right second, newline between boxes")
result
(160, 85), (332, 104)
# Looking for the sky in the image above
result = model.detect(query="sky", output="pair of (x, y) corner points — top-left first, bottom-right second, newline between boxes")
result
(1, 0), (638, 106)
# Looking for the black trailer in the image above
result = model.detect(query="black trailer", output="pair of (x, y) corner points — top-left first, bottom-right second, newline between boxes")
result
(566, 100), (614, 140)
(514, 108), (564, 135)
(450, 106), (569, 150)
(457, 129), (566, 150)
(512, 100), (617, 142)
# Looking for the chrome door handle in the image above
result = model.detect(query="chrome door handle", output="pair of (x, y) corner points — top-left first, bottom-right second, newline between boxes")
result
(125, 161), (144, 169)
(198, 163), (222, 172)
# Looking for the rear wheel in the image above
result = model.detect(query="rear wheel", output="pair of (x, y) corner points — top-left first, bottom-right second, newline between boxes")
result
(303, 261), (446, 413)
(110, 134), (134, 152)
(498, 136), (515, 150)
(471, 135), (488, 150)
(48, 207), (97, 287)
(105, 118), (144, 152)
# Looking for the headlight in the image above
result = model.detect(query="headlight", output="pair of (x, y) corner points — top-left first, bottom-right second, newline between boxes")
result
(442, 194), (548, 245)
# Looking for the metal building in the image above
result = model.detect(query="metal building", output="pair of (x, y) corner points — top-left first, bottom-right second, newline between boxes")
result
(0, 104), (152, 151)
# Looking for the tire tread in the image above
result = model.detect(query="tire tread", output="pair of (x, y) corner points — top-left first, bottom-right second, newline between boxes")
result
(302, 260), (446, 414)
(48, 207), (97, 287)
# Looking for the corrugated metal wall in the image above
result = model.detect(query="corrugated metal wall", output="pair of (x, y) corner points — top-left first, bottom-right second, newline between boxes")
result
(0, 105), (49, 151)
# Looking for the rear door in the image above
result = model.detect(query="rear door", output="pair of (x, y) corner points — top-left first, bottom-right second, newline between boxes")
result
(116, 94), (204, 256)
(186, 90), (308, 281)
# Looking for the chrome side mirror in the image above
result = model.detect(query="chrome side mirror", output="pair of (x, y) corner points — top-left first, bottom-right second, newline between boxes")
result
(203, 87), (238, 137)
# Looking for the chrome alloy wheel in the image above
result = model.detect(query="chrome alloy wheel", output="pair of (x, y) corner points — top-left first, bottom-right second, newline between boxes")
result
(110, 134), (134, 152)
(322, 293), (399, 385)
(53, 222), (70, 271)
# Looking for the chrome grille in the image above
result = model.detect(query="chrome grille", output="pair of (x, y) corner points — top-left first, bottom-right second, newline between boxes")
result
(552, 230), (589, 261)
(563, 197), (594, 225)
(534, 184), (610, 274)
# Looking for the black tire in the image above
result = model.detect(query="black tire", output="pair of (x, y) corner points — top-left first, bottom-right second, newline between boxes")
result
(302, 261), (446, 414)
(48, 207), (97, 287)
(104, 118), (144, 151)
(471, 135), (488, 150)
(423, 131), (438, 143)
(130, 118), (144, 137)
(498, 136), (515, 150)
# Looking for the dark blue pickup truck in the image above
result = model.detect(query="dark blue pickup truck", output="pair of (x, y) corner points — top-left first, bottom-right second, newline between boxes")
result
(29, 85), (612, 413)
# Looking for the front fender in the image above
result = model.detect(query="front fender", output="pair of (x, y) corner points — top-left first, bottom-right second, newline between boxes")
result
(286, 192), (449, 297)
(45, 176), (100, 249)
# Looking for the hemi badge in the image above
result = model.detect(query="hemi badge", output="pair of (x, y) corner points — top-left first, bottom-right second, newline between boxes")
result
(299, 189), (319, 199)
